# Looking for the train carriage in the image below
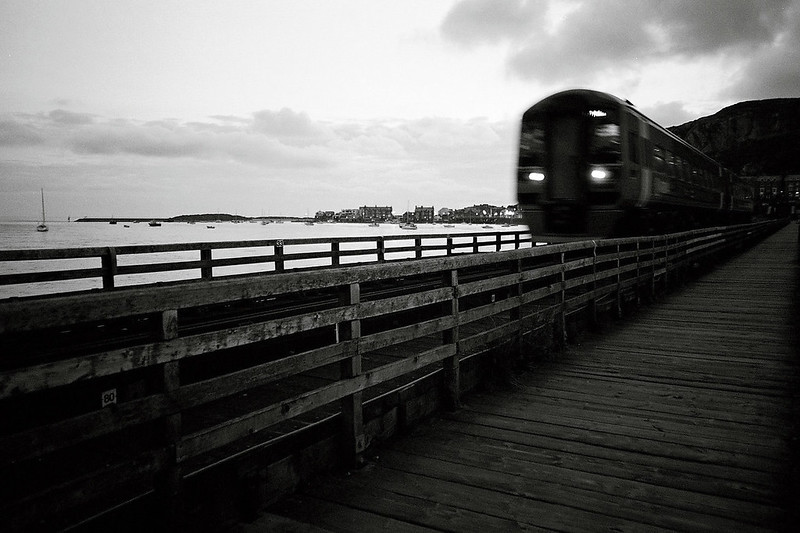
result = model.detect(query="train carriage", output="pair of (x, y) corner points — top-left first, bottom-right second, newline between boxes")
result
(517, 89), (752, 239)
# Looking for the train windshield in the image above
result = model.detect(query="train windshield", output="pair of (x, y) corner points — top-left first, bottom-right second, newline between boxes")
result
(518, 119), (545, 166)
(588, 109), (620, 163)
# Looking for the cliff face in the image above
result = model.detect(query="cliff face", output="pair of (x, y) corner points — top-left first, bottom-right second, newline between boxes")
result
(668, 98), (800, 175)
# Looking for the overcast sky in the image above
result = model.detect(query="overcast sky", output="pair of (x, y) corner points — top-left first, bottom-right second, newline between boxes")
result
(2, 0), (799, 221)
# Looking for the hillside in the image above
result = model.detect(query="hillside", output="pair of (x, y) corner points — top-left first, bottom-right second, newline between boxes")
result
(668, 98), (800, 175)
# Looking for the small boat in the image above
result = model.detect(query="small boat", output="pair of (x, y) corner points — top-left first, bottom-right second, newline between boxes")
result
(148, 220), (161, 227)
(36, 188), (48, 232)
(399, 222), (417, 230)
(368, 221), (380, 227)
(206, 225), (215, 229)
(482, 224), (493, 229)
(304, 221), (314, 226)
(444, 224), (455, 228)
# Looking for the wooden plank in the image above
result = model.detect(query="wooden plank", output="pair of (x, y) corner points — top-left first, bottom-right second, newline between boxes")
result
(303, 461), (678, 533)
(373, 448), (779, 532)
(259, 494), (438, 533)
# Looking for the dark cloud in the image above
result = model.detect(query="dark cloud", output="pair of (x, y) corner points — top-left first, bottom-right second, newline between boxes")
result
(723, 1), (800, 101)
(48, 109), (95, 125)
(251, 108), (331, 146)
(209, 114), (250, 124)
(440, 0), (546, 46)
(442, 0), (800, 93)
(0, 120), (44, 145)
(70, 124), (206, 157)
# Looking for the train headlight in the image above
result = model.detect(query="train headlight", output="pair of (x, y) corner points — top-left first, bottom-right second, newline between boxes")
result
(528, 171), (545, 182)
(590, 167), (609, 182)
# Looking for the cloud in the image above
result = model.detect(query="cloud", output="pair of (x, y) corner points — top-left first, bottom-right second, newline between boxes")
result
(1, 108), (514, 183)
(69, 122), (208, 158)
(48, 109), (95, 125)
(441, 0), (800, 93)
(1, 105), (519, 220)
(440, 0), (546, 46)
(0, 120), (44, 145)
(251, 108), (332, 146)
(723, 1), (800, 101)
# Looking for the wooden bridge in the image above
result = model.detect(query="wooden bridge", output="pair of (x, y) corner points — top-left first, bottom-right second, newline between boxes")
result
(255, 222), (800, 532)
(0, 221), (796, 532)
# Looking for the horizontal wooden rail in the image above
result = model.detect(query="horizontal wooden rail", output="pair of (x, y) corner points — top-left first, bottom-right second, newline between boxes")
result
(0, 220), (784, 532)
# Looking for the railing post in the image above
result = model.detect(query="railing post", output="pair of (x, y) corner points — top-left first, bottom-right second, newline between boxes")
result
(472, 236), (479, 254)
(274, 240), (285, 273)
(556, 251), (567, 346)
(415, 237), (422, 259)
(495, 233), (502, 252)
(200, 247), (212, 280)
(337, 283), (365, 465)
(331, 241), (340, 267)
(377, 236), (385, 262)
(511, 259), (524, 360)
(514, 232), (520, 249)
(651, 239), (657, 298)
(446, 236), (453, 256)
(615, 244), (623, 318)
(589, 242), (598, 327)
(101, 247), (117, 289)
(156, 311), (182, 529)
(664, 235), (670, 292)
(635, 239), (642, 305)
(441, 270), (460, 410)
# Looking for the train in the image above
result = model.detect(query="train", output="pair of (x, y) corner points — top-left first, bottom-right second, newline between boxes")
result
(516, 89), (754, 239)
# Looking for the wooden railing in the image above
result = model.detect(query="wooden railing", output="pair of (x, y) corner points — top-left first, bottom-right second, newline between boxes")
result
(0, 229), (533, 296)
(0, 220), (783, 531)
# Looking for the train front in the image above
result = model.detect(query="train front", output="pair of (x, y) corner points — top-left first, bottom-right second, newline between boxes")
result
(517, 90), (625, 239)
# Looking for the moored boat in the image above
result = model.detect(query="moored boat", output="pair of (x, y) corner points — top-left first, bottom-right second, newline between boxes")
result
(36, 188), (48, 232)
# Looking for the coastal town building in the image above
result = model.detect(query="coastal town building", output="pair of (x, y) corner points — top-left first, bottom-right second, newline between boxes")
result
(359, 205), (393, 221)
(740, 174), (800, 217)
(413, 206), (434, 223)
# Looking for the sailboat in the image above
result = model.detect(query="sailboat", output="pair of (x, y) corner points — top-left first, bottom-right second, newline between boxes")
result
(36, 188), (48, 232)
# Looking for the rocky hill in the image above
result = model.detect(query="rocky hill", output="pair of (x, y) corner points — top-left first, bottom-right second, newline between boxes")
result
(668, 98), (800, 175)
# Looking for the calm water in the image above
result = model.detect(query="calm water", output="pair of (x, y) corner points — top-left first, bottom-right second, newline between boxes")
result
(0, 220), (528, 299)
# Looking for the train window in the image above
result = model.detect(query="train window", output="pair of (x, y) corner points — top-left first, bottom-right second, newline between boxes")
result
(628, 131), (639, 164)
(590, 122), (620, 163)
(653, 145), (665, 172)
(519, 119), (545, 166)
(666, 151), (675, 177)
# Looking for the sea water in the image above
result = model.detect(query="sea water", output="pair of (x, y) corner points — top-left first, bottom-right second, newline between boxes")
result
(0, 221), (527, 299)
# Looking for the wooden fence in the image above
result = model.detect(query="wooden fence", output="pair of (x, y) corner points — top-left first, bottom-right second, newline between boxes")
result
(0, 229), (533, 295)
(0, 220), (783, 531)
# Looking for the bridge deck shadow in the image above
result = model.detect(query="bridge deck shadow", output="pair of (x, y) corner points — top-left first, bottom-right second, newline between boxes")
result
(250, 223), (800, 532)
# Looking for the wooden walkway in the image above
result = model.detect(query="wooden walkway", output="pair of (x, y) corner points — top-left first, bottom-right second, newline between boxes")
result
(249, 223), (800, 532)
